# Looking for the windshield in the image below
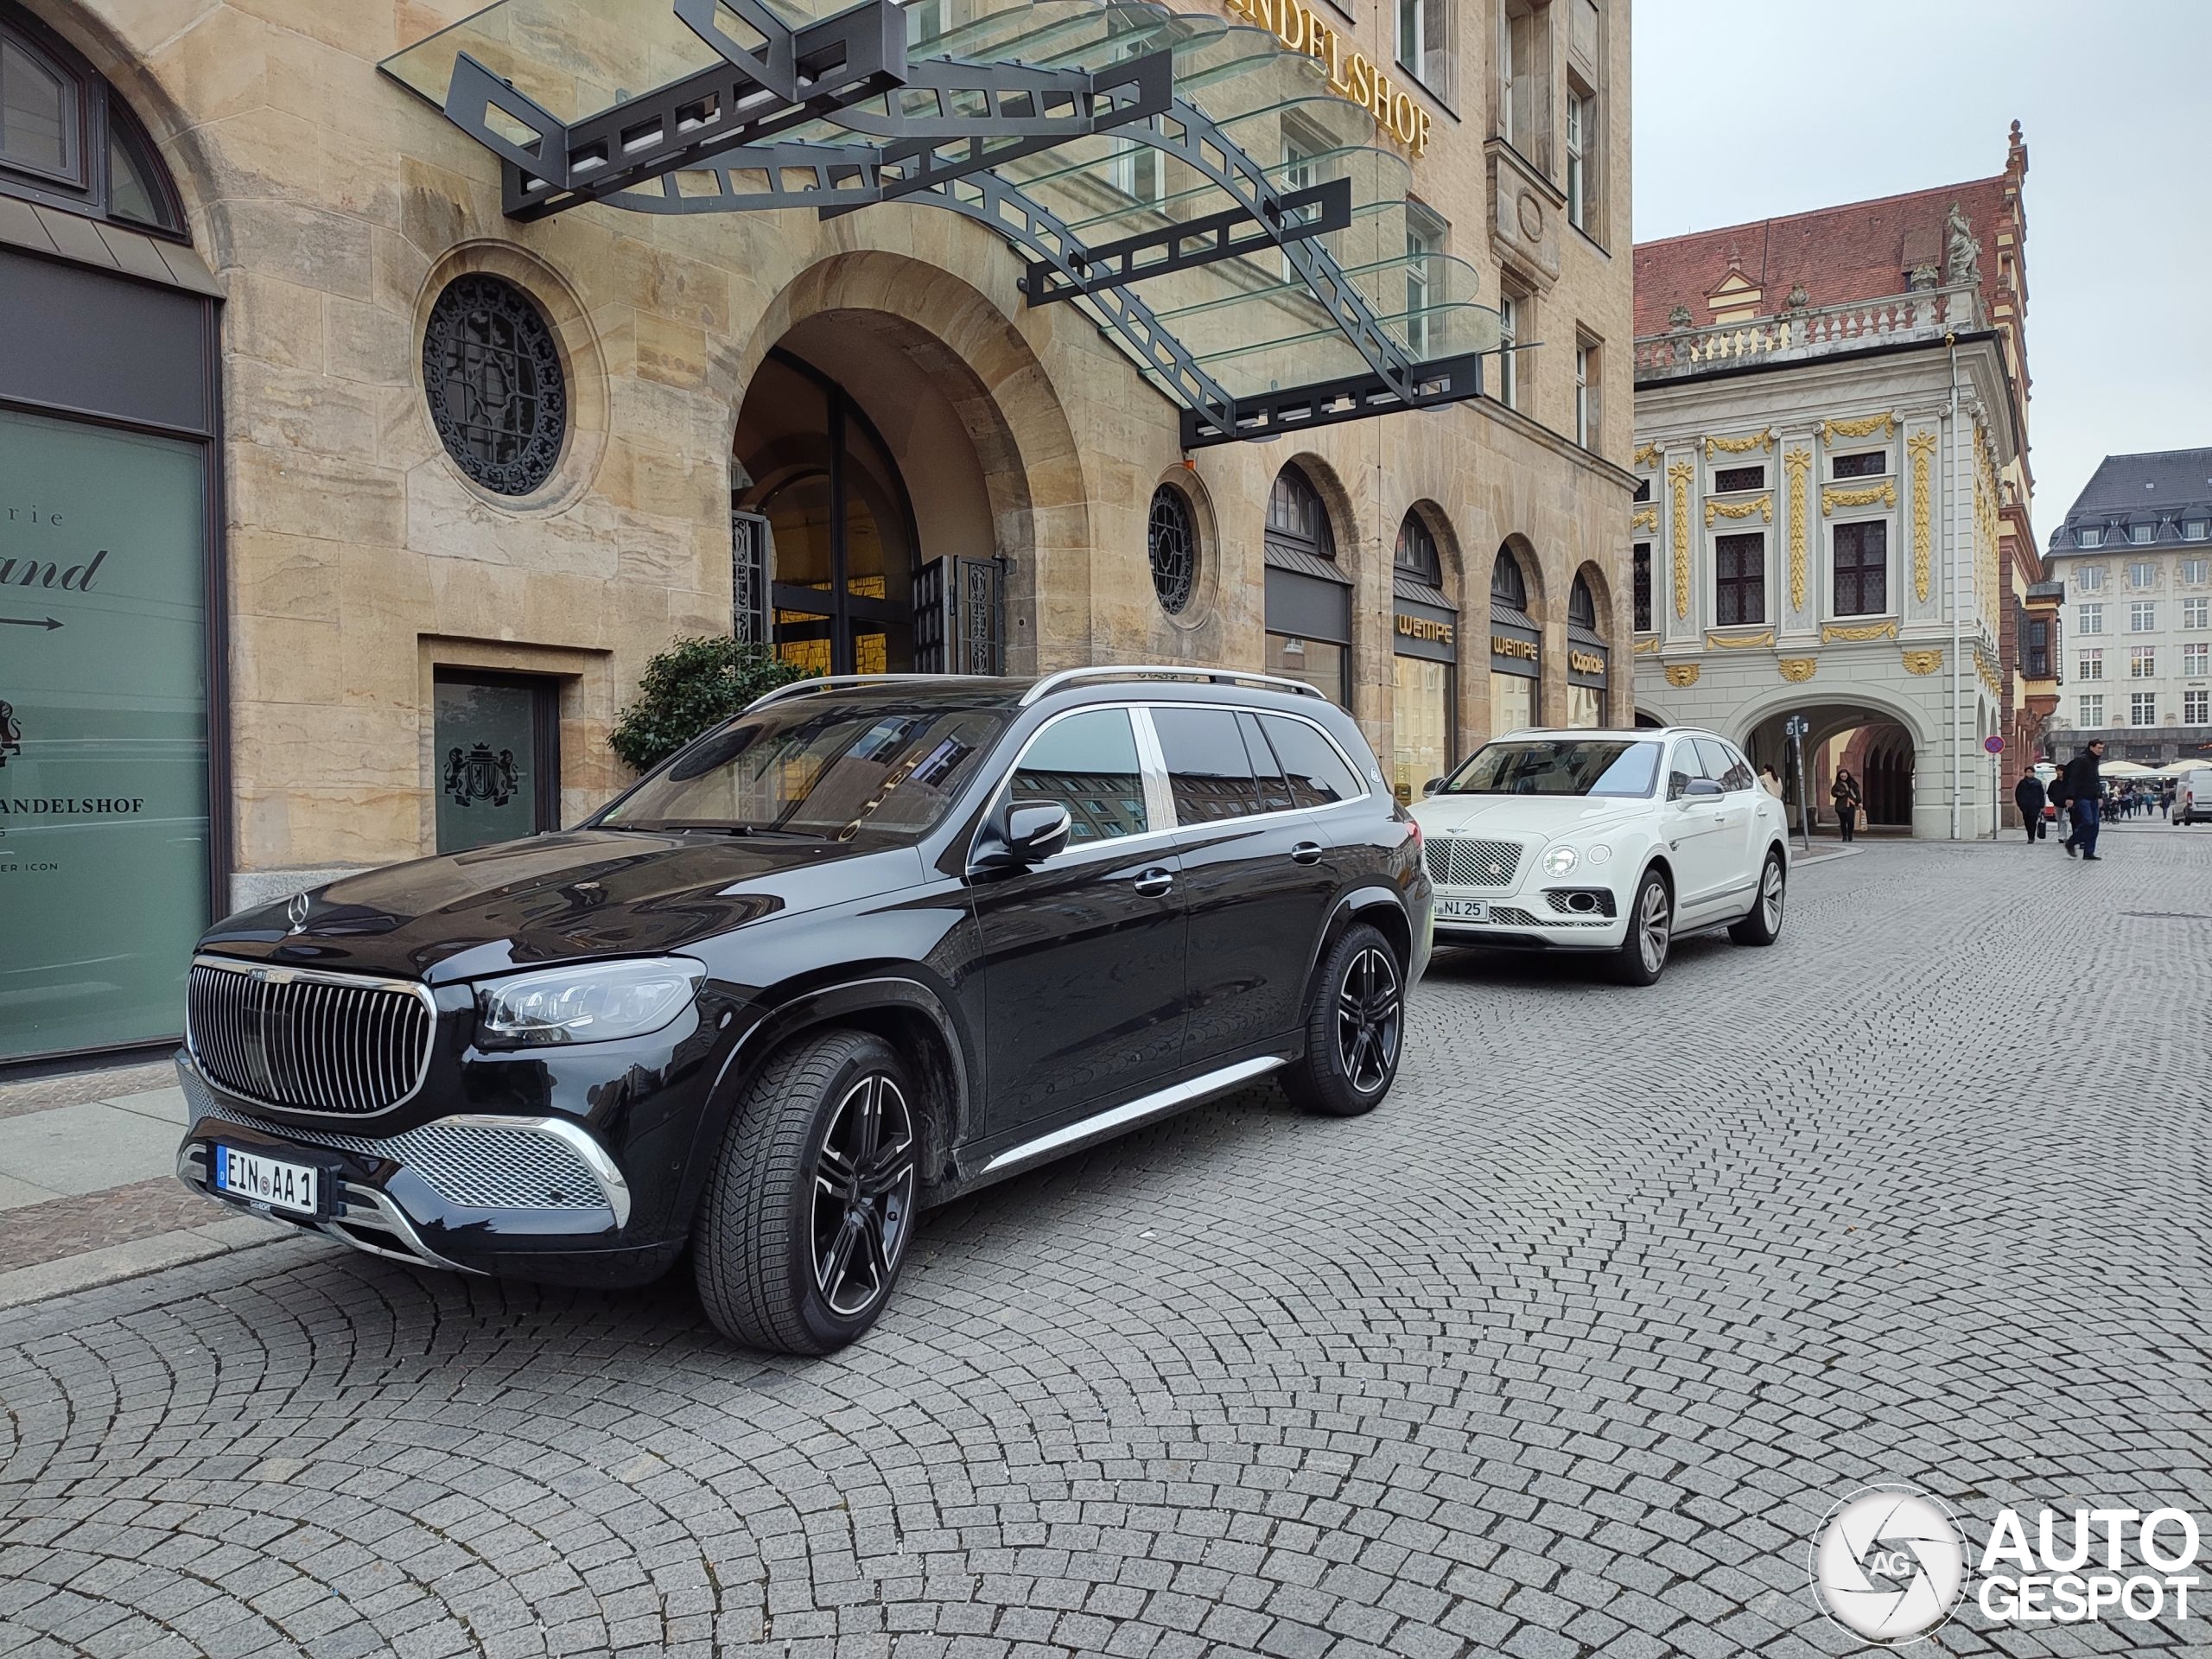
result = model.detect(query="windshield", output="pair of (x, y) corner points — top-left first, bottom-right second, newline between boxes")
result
(1441, 739), (1661, 798)
(599, 698), (1007, 840)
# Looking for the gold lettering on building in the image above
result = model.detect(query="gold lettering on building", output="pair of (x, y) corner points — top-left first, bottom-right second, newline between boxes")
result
(1395, 613), (1455, 646)
(1568, 649), (1605, 677)
(1217, 0), (1432, 154)
(1491, 635), (1540, 661)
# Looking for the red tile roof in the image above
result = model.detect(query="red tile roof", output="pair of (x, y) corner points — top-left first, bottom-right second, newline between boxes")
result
(1632, 173), (2018, 339)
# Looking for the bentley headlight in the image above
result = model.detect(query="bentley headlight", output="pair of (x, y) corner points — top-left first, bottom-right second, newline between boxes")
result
(1541, 845), (1580, 877)
(477, 958), (705, 1046)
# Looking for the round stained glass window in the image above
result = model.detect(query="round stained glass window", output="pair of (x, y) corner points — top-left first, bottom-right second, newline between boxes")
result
(423, 274), (568, 496)
(1148, 485), (1198, 615)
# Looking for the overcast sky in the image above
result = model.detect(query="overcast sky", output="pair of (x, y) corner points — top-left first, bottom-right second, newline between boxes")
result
(1632, 0), (2212, 546)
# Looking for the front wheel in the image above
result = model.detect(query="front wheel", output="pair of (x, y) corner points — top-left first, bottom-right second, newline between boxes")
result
(1285, 923), (1404, 1117)
(1609, 868), (1672, 986)
(693, 1028), (921, 1354)
(1728, 849), (1787, 946)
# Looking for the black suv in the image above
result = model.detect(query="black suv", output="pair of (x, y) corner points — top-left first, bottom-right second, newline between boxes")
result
(176, 668), (1430, 1351)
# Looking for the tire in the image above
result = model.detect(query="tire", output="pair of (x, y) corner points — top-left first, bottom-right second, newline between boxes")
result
(1284, 923), (1405, 1117)
(692, 1028), (920, 1354)
(1728, 849), (1787, 946)
(1609, 867), (1673, 986)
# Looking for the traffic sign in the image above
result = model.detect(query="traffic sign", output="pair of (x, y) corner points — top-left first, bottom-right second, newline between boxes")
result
(1785, 714), (1809, 738)
(1983, 735), (2005, 754)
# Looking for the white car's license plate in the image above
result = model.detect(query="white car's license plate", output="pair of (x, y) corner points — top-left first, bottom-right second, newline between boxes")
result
(1436, 898), (1490, 923)
(213, 1145), (321, 1215)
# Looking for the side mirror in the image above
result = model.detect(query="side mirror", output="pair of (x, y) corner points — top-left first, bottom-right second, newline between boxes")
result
(1422, 776), (1445, 797)
(1684, 778), (1726, 800)
(1005, 800), (1072, 865)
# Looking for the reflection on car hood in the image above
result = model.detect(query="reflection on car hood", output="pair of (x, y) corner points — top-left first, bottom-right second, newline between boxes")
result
(1408, 794), (1648, 842)
(197, 830), (924, 982)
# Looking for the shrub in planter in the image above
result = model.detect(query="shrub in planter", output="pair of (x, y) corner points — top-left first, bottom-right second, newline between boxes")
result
(609, 637), (812, 773)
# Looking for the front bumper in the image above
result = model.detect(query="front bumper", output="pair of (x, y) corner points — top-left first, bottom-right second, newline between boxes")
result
(1430, 885), (1627, 951)
(174, 1055), (683, 1286)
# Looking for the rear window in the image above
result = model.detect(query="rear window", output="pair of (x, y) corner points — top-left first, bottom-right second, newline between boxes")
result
(1257, 715), (1364, 807)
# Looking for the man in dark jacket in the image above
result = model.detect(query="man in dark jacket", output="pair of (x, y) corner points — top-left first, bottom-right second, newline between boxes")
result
(2062, 741), (2105, 860)
(2013, 767), (2047, 842)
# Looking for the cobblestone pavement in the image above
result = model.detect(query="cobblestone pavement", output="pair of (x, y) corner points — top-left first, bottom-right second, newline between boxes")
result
(3, 832), (2209, 1658)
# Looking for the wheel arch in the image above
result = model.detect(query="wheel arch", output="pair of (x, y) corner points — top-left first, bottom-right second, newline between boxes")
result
(1298, 886), (1412, 1034)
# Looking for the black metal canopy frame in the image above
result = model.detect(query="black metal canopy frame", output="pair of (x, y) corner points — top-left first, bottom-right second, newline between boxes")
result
(391, 0), (1490, 447)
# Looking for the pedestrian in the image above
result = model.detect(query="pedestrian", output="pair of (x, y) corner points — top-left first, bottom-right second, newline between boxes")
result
(2063, 741), (2106, 860)
(1831, 768), (1863, 843)
(2013, 766), (2046, 842)
(1759, 763), (1784, 798)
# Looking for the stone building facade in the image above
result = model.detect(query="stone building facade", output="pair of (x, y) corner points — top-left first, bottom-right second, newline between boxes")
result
(0, 0), (1634, 1065)
(1627, 131), (2039, 838)
(2044, 448), (2212, 766)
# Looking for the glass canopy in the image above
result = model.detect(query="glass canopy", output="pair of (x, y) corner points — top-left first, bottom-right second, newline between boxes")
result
(383, 0), (1499, 444)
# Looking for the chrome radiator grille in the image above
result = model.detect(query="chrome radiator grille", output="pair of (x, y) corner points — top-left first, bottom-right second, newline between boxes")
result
(1424, 836), (1525, 889)
(188, 958), (434, 1116)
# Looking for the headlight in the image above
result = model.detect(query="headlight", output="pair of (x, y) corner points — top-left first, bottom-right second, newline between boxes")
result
(476, 957), (705, 1046)
(1541, 845), (1580, 877)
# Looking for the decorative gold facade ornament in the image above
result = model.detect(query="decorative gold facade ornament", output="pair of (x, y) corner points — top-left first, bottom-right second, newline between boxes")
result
(1704, 429), (1776, 459)
(1822, 480), (1897, 516)
(1664, 663), (1700, 687)
(1907, 430), (1939, 601)
(1820, 411), (1897, 446)
(1783, 448), (1813, 611)
(1705, 493), (1773, 527)
(1777, 658), (1818, 683)
(1632, 442), (1662, 468)
(1705, 629), (1777, 650)
(1632, 636), (1661, 654)
(1822, 620), (1900, 643)
(1902, 649), (1943, 675)
(1668, 461), (1694, 620)
(1630, 506), (1658, 533)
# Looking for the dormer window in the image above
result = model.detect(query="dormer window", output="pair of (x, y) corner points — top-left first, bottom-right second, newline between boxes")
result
(2184, 519), (2209, 542)
(2130, 524), (2154, 545)
(2077, 527), (2103, 549)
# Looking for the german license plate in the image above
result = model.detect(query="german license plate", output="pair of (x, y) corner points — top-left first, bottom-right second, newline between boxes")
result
(213, 1145), (321, 1216)
(1436, 898), (1490, 923)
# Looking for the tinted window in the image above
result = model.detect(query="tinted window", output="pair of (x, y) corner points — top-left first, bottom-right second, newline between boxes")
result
(1152, 706), (1260, 823)
(1666, 741), (1709, 801)
(1011, 708), (1150, 845)
(1695, 738), (1752, 791)
(1719, 742), (1758, 791)
(1238, 711), (1296, 813)
(1442, 739), (1659, 798)
(1258, 715), (1363, 808)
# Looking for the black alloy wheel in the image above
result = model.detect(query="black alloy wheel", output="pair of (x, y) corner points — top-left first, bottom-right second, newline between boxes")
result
(694, 1028), (922, 1353)
(1286, 922), (1404, 1116)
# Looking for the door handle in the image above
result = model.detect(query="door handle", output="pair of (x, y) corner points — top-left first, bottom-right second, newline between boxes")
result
(1290, 842), (1324, 865)
(1133, 868), (1174, 896)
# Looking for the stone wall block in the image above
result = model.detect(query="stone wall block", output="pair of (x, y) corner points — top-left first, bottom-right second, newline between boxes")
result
(213, 199), (373, 299)
(230, 443), (405, 547)
(231, 530), (340, 623)
(226, 272), (325, 372)
(325, 296), (414, 387)
(612, 236), (732, 333)
(230, 359), (382, 459)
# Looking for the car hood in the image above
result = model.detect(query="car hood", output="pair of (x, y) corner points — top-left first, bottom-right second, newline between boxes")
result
(1409, 794), (1647, 843)
(198, 830), (925, 983)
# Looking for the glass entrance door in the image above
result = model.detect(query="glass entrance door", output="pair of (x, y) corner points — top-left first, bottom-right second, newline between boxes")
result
(735, 350), (917, 678)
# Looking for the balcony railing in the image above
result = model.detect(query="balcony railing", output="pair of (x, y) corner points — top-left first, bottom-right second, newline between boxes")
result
(1632, 285), (1984, 380)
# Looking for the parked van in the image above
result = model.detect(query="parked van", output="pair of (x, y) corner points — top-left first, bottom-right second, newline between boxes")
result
(2175, 768), (2212, 825)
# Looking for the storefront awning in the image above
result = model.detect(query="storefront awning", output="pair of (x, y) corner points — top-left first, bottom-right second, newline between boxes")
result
(381, 0), (1498, 446)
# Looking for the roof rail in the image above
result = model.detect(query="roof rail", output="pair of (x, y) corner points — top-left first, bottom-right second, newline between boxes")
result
(1018, 664), (1328, 707)
(744, 673), (951, 714)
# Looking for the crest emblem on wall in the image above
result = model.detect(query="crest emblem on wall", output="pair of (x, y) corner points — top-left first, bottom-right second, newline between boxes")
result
(443, 743), (521, 809)
(0, 700), (20, 767)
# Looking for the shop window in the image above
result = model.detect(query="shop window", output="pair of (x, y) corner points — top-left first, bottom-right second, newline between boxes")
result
(1714, 532), (1765, 626)
(1265, 464), (1351, 706)
(1490, 546), (1539, 734)
(1147, 484), (1198, 616)
(423, 274), (568, 497)
(434, 671), (560, 854)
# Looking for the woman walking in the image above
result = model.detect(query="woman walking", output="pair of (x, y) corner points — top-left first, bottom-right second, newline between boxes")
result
(1831, 768), (1863, 843)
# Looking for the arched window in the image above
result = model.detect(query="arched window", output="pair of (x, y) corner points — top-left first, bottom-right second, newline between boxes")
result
(0, 9), (186, 237)
(1568, 573), (1597, 631)
(1267, 464), (1335, 557)
(1491, 547), (1529, 610)
(1567, 572), (1606, 729)
(1489, 545), (1538, 735)
(1263, 464), (1350, 706)
(1395, 511), (1441, 585)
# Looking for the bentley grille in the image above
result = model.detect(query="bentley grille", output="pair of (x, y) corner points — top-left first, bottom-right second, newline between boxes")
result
(188, 959), (434, 1115)
(1424, 836), (1525, 889)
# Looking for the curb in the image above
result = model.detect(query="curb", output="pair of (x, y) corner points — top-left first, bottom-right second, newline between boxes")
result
(0, 1214), (290, 1312)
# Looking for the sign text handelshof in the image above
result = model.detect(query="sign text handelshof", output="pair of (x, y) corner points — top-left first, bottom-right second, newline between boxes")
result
(1217, 0), (1433, 156)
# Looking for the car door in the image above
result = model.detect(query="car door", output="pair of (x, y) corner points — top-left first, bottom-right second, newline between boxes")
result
(1149, 704), (1335, 1056)
(1661, 738), (1732, 915)
(1694, 737), (1764, 915)
(966, 704), (1189, 1139)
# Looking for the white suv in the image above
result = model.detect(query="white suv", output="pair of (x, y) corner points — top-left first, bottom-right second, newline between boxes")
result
(1408, 728), (1790, 985)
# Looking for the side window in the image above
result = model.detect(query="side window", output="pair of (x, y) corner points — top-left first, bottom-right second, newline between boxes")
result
(1009, 708), (1150, 846)
(1151, 705), (1261, 823)
(1719, 741), (1758, 792)
(1238, 711), (1296, 813)
(1666, 741), (1708, 801)
(1695, 737), (1750, 792)
(1259, 715), (1363, 809)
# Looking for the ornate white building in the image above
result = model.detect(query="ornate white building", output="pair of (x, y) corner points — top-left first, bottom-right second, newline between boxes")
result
(1627, 133), (2041, 837)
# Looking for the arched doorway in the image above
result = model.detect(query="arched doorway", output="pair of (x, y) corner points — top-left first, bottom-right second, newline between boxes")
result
(734, 347), (920, 677)
(1743, 702), (1923, 836)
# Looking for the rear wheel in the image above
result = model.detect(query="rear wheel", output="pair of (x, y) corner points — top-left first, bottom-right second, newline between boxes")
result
(1285, 923), (1403, 1117)
(693, 1029), (919, 1354)
(1728, 849), (1787, 946)
(1609, 868), (1672, 986)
